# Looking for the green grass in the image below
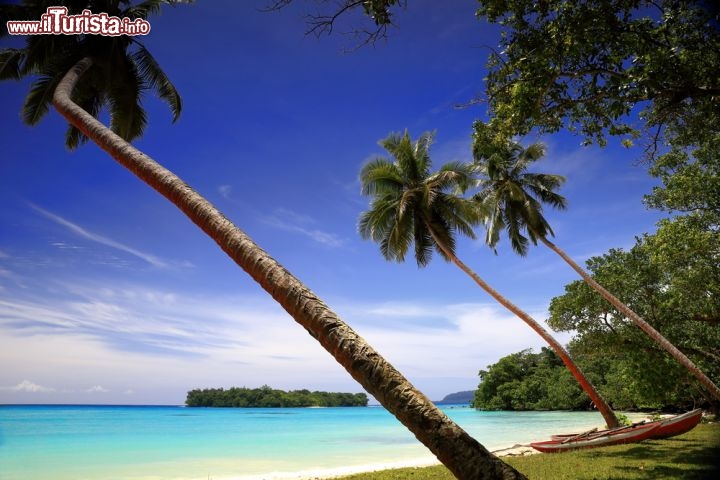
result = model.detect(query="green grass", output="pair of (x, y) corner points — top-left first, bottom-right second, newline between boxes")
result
(335, 423), (720, 480)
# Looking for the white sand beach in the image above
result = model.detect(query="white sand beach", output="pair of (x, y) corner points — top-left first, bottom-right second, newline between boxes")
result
(219, 445), (538, 480)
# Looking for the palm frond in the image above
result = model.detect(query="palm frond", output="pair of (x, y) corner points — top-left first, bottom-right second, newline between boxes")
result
(438, 195), (482, 237)
(0, 49), (24, 80)
(359, 199), (392, 241)
(523, 173), (568, 210)
(123, 0), (167, 20)
(412, 217), (434, 267)
(360, 131), (481, 267)
(502, 205), (530, 256)
(433, 161), (476, 193)
(22, 72), (61, 125)
(413, 130), (435, 178)
(0, 2), (40, 38)
(428, 214), (456, 262)
(131, 43), (182, 121)
(483, 201), (505, 252)
(378, 131), (404, 157)
(22, 34), (75, 76)
(360, 158), (403, 196)
(385, 204), (414, 263)
(65, 89), (102, 149)
(515, 142), (546, 167)
(108, 56), (147, 142)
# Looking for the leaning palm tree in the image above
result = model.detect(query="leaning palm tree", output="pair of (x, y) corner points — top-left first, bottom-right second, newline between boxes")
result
(471, 131), (720, 402)
(359, 130), (621, 429)
(1, 2), (525, 478)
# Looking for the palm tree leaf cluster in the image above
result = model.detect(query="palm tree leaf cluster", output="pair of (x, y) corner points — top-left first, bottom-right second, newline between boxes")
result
(359, 131), (482, 267)
(472, 126), (567, 256)
(359, 127), (720, 407)
(359, 129), (622, 428)
(0, 0), (185, 149)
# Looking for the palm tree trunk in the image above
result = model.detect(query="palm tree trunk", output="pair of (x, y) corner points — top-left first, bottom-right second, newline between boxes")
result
(52, 57), (526, 480)
(537, 234), (720, 402)
(425, 228), (620, 428)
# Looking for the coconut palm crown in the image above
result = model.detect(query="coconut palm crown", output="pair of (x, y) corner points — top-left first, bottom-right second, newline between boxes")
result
(360, 130), (622, 428)
(473, 137), (567, 256)
(359, 130), (483, 266)
(472, 124), (720, 402)
(0, 0), (186, 149)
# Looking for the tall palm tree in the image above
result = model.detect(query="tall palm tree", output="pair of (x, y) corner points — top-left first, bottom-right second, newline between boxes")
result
(359, 131), (621, 428)
(472, 131), (720, 403)
(1, 3), (526, 478)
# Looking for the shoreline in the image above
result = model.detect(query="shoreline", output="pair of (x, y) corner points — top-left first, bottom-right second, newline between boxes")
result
(217, 445), (538, 480)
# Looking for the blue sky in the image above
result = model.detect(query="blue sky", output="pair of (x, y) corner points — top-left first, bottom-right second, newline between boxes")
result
(0, 1), (665, 405)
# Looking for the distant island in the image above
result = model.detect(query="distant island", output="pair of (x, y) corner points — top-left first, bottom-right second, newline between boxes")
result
(186, 385), (369, 408)
(436, 391), (475, 404)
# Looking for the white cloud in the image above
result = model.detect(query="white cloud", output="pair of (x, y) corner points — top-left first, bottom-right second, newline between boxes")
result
(0, 280), (572, 404)
(262, 208), (345, 248)
(1, 380), (55, 392)
(30, 204), (169, 268)
(86, 385), (109, 393)
(218, 184), (233, 199)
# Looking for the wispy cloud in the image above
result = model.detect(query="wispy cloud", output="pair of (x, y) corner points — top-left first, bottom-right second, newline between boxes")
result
(218, 184), (233, 200)
(262, 208), (345, 248)
(30, 204), (169, 268)
(0, 380), (55, 392)
(86, 385), (109, 393)
(0, 279), (568, 403)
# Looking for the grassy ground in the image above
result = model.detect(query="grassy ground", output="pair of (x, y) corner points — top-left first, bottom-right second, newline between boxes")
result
(335, 423), (720, 480)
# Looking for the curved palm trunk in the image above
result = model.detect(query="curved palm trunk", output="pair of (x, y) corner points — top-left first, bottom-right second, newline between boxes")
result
(52, 57), (526, 480)
(537, 234), (720, 402)
(425, 229), (620, 428)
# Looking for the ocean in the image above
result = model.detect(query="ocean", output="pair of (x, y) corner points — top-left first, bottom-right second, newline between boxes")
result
(0, 405), (629, 479)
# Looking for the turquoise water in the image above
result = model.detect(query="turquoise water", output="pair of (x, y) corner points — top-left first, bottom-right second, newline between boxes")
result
(0, 405), (618, 479)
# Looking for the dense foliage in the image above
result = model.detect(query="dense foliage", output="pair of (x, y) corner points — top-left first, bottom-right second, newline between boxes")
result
(548, 214), (720, 411)
(475, 0), (720, 148)
(478, 214), (719, 412)
(473, 348), (590, 411)
(185, 385), (369, 408)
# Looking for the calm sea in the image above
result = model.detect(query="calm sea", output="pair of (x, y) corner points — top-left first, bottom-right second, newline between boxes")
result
(0, 405), (624, 479)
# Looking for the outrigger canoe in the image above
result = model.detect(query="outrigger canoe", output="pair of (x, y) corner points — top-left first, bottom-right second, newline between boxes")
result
(648, 408), (703, 439)
(549, 409), (703, 442)
(530, 422), (660, 453)
(534, 409), (703, 453)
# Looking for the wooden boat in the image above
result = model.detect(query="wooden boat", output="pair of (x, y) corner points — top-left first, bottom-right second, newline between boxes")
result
(530, 422), (660, 453)
(550, 409), (703, 442)
(648, 408), (703, 439)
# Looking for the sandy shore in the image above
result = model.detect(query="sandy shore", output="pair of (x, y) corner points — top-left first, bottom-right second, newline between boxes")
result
(219, 415), (656, 480)
(220, 444), (537, 480)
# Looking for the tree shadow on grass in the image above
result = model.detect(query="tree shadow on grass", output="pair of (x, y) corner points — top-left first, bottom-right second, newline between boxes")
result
(588, 436), (720, 479)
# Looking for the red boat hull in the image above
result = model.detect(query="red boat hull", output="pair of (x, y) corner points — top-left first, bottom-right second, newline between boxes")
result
(531, 422), (660, 453)
(550, 409), (703, 442)
(649, 408), (703, 439)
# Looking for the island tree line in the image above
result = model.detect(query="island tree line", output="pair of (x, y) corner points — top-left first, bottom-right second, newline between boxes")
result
(186, 386), (369, 408)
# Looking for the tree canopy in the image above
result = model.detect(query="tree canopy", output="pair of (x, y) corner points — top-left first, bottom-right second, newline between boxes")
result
(548, 214), (720, 410)
(473, 347), (590, 411)
(186, 386), (369, 408)
(476, 0), (720, 149)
